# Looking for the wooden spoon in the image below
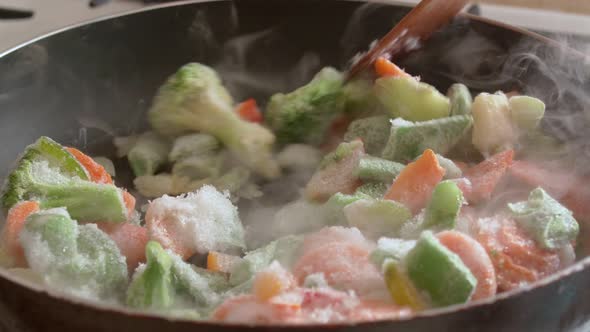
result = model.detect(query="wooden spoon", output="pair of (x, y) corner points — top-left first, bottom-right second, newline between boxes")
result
(346, 0), (470, 80)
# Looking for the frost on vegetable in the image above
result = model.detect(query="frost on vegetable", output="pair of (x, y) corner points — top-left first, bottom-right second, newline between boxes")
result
(369, 237), (416, 268)
(354, 156), (404, 184)
(423, 180), (464, 231)
(435, 154), (462, 179)
(343, 116), (391, 155)
(375, 76), (451, 121)
(20, 208), (128, 300)
(508, 187), (579, 250)
(447, 83), (473, 116)
(344, 199), (412, 238)
(355, 182), (389, 199)
(265, 67), (346, 146)
(127, 131), (171, 177)
(148, 63), (279, 179)
(381, 115), (473, 163)
(168, 133), (220, 163)
(1, 137), (128, 222)
(305, 140), (365, 202)
(471, 92), (517, 156)
(146, 185), (245, 259)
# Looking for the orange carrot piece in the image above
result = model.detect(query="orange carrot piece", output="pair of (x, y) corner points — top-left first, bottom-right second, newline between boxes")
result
(253, 264), (296, 301)
(462, 150), (514, 204)
(236, 98), (263, 123)
(122, 191), (136, 219)
(374, 57), (411, 78)
(1, 201), (40, 267)
(66, 147), (113, 184)
(384, 149), (445, 214)
(97, 222), (149, 272)
(207, 251), (241, 273)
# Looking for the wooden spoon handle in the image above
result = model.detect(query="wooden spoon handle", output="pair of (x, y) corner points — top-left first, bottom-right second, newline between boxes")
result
(346, 0), (470, 81)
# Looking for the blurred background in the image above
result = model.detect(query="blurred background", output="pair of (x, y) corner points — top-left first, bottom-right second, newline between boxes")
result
(0, 0), (589, 53)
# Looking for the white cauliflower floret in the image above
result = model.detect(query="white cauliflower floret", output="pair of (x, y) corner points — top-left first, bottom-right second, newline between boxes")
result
(145, 185), (245, 259)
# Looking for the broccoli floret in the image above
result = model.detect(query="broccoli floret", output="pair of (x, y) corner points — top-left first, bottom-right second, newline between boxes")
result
(265, 67), (346, 146)
(127, 131), (171, 177)
(148, 63), (280, 179)
(1, 137), (128, 222)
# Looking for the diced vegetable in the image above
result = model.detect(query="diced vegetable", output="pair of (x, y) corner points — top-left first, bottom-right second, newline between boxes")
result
(252, 261), (296, 301)
(0, 201), (40, 267)
(436, 231), (497, 301)
(374, 57), (411, 78)
(266, 67), (345, 146)
(171, 154), (223, 180)
(344, 199), (412, 238)
(423, 180), (464, 230)
(305, 140), (365, 202)
(384, 149), (445, 214)
(355, 182), (389, 199)
(342, 79), (381, 116)
(509, 95), (545, 131)
(471, 92), (517, 155)
(1, 137), (127, 222)
(148, 63), (280, 179)
(354, 156), (404, 184)
(447, 83), (473, 116)
(374, 76), (450, 122)
(168, 133), (220, 163)
(97, 222), (148, 271)
(343, 116), (391, 155)
(207, 251), (243, 273)
(91, 156), (116, 178)
(145, 185), (245, 259)
(66, 148), (113, 184)
(383, 259), (426, 310)
(462, 149), (514, 204)
(508, 188), (579, 250)
(404, 231), (477, 307)
(127, 131), (170, 177)
(381, 115), (473, 163)
(236, 98), (263, 123)
(369, 237), (416, 268)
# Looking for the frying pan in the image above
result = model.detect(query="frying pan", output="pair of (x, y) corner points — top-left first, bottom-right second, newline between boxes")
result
(0, 0), (589, 331)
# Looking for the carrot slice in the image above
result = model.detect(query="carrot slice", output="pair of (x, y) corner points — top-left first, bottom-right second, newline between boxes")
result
(207, 251), (241, 273)
(122, 190), (136, 219)
(97, 222), (149, 272)
(1, 201), (40, 267)
(462, 149), (514, 204)
(384, 149), (445, 214)
(374, 57), (411, 78)
(236, 98), (263, 123)
(66, 147), (113, 184)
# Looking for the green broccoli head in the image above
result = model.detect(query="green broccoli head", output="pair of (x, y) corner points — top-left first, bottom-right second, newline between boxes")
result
(1, 137), (128, 222)
(148, 63), (280, 179)
(265, 67), (346, 146)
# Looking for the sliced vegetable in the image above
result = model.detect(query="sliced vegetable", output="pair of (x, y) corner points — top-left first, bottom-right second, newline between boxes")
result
(354, 156), (404, 184)
(344, 199), (412, 238)
(384, 149), (445, 214)
(168, 133), (220, 163)
(381, 115), (473, 163)
(471, 92), (516, 155)
(97, 222), (149, 271)
(383, 259), (426, 310)
(236, 98), (263, 123)
(66, 147), (113, 184)
(447, 83), (473, 116)
(423, 180), (463, 230)
(509, 95), (545, 131)
(171, 154), (223, 180)
(0, 201), (40, 267)
(305, 140), (365, 202)
(343, 116), (391, 155)
(127, 131), (170, 177)
(207, 251), (243, 273)
(461, 149), (514, 204)
(374, 57), (411, 78)
(355, 182), (389, 199)
(92, 156), (116, 177)
(342, 79), (381, 116)
(405, 231), (476, 307)
(374, 76), (450, 122)
(508, 187), (579, 250)
(266, 67), (345, 146)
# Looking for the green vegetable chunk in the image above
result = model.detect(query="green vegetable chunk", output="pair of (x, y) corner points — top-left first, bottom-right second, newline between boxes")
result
(323, 192), (372, 226)
(381, 115), (473, 163)
(355, 182), (389, 199)
(342, 79), (381, 116)
(508, 187), (579, 250)
(447, 83), (473, 116)
(354, 156), (404, 183)
(375, 76), (451, 121)
(405, 231), (476, 307)
(148, 63), (279, 179)
(343, 116), (391, 155)
(128, 131), (170, 177)
(423, 180), (463, 230)
(127, 241), (175, 309)
(266, 67), (345, 146)
(509, 95), (545, 131)
(168, 133), (220, 162)
(1, 137), (127, 222)
(344, 199), (412, 238)
(21, 208), (128, 299)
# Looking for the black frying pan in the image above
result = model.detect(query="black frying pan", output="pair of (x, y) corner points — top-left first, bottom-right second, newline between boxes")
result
(0, 1), (589, 331)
